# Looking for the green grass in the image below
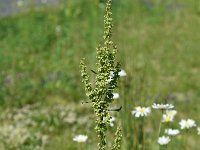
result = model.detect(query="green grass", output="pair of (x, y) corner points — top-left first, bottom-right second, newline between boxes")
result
(0, 0), (200, 149)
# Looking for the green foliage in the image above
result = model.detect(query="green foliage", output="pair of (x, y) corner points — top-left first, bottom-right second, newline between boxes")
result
(0, 5), (85, 106)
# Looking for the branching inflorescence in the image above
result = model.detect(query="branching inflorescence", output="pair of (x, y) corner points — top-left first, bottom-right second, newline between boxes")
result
(80, 0), (122, 149)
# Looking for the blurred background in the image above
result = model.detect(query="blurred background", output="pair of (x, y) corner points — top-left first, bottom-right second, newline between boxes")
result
(0, 0), (200, 149)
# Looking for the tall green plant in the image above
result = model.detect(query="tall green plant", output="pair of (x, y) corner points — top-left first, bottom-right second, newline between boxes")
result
(80, 0), (122, 149)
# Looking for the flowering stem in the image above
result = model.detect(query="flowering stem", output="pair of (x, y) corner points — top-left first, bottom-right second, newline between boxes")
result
(157, 120), (162, 138)
(158, 110), (167, 150)
(183, 130), (188, 148)
(138, 118), (145, 150)
(157, 110), (164, 138)
(158, 109), (164, 138)
(80, 0), (122, 149)
(159, 145), (168, 150)
(157, 111), (164, 150)
(78, 143), (82, 150)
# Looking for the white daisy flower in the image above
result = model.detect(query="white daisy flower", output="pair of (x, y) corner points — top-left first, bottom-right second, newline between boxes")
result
(166, 110), (177, 117)
(118, 69), (127, 77)
(107, 69), (126, 82)
(158, 136), (170, 145)
(152, 103), (174, 110)
(131, 106), (151, 118)
(162, 110), (177, 123)
(179, 119), (196, 129)
(162, 114), (174, 122)
(109, 117), (116, 127)
(165, 129), (180, 136)
(197, 127), (200, 135)
(113, 93), (119, 99)
(73, 135), (88, 142)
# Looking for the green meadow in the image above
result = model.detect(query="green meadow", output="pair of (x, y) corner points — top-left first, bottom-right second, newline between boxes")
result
(0, 0), (199, 149)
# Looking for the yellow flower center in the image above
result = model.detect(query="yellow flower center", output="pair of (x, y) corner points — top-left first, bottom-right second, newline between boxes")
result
(168, 111), (173, 115)
(139, 108), (145, 113)
(185, 121), (190, 127)
(164, 116), (170, 122)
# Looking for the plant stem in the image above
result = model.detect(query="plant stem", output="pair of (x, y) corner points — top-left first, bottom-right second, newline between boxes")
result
(159, 145), (168, 150)
(138, 118), (145, 150)
(158, 110), (164, 138)
(157, 120), (162, 138)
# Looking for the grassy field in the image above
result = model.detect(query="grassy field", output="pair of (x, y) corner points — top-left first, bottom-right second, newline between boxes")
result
(0, 0), (200, 149)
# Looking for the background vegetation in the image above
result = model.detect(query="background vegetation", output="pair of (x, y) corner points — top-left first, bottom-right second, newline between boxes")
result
(0, 0), (199, 149)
